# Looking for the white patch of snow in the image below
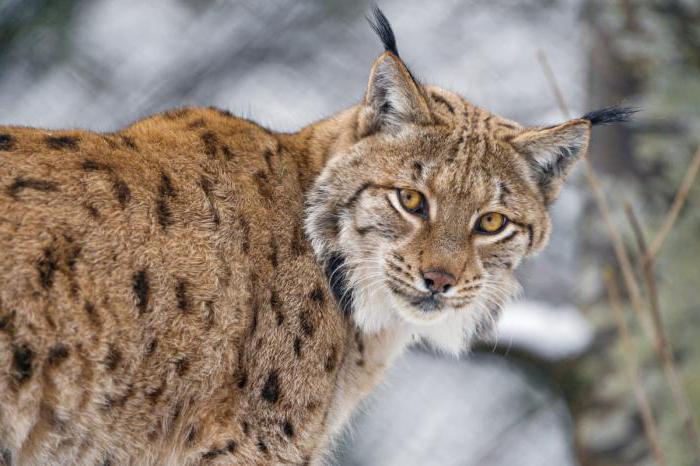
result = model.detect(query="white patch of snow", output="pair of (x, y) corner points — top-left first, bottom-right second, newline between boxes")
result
(497, 300), (594, 360)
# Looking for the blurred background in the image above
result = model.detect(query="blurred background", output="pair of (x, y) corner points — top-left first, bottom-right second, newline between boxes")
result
(1, 1), (698, 465)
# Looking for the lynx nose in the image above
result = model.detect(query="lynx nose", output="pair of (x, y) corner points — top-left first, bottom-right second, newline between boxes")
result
(422, 269), (456, 294)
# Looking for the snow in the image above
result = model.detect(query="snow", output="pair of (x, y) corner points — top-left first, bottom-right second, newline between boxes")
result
(497, 300), (594, 360)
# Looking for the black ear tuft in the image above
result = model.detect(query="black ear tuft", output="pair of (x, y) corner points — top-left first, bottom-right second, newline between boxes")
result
(581, 106), (639, 126)
(367, 6), (399, 57)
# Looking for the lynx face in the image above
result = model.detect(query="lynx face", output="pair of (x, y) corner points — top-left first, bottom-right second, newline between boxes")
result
(306, 10), (630, 353)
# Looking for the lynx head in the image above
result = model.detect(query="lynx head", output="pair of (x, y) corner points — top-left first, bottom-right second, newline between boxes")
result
(305, 7), (634, 354)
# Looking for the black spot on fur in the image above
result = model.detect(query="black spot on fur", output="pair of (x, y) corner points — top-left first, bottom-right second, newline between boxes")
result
(112, 178), (131, 207)
(0, 133), (16, 151)
(201, 132), (218, 158)
(45, 135), (79, 150)
(104, 345), (122, 371)
(261, 370), (280, 403)
(430, 93), (455, 114)
(270, 290), (284, 326)
(12, 344), (34, 385)
(0, 310), (15, 333)
(283, 420), (294, 438)
(582, 106), (638, 126)
(37, 248), (57, 289)
(188, 118), (207, 129)
(293, 337), (302, 357)
(256, 437), (269, 454)
(325, 253), (354, 316)
(101, 455), (113, 466)
(239, 217), (251, 254)
(156, 173), (175, 228)
(325, 345), (338, 373)
(236, 371), (248, 389)
(146, 338), (158, 356)
(84, 301), (100, 326)
(47, 344), (70, 366)
(82, 159), (110, 171)
(262, 149), (274, 173)
(309, 286), (325, 304)
(8, 177), (58, 198)
(159, 173), (175, 197)
(268, 235), (278, 267)
(66, 243), (81, 273)
(176, 280), (189, 312)
(254, 170), (273, 200)
(299, 311), (314, 338)
(174, 357), (190, 376)
(121, 135), (138, 150)
(412, 161), (425, 180)
(221, 145), (234, 160)
(241, 421), (250, 436)
(81, 159), (131, 206)
(367, 6), (399, 57)
(133, 270), (150, 313)
(498, 181), (511, 205)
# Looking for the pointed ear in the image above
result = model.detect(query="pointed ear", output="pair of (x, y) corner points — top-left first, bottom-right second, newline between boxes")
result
(357, 52), (433, 137)
(511, 119), (591, 204)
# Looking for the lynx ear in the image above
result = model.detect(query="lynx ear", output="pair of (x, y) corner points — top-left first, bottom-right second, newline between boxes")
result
(358, 7), (432, 136)
(358, 52), (432, 136)
(511, 120), (591, 204)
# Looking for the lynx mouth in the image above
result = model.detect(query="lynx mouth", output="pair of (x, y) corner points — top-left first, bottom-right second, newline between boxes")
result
(386, 279), (446, 314)
(408, 294), (444, 312)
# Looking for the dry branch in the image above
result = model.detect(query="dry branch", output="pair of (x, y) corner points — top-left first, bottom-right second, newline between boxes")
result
(536, 50), (653, 339)
(537, 50), (700, 464)
(582, 162), (654, 339)
(625, 204), (700, 462)
(646, 147), (700, 261)
(605, 269), (667, 466)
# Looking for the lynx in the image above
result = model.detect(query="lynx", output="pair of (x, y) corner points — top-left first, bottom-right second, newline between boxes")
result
(0, 8), (631, 465)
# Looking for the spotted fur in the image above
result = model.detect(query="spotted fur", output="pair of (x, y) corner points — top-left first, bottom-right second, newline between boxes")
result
(0, 8), (626, 465)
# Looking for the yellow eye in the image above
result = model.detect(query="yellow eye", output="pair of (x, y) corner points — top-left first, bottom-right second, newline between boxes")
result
(398, 189), (426, 216)
(476, 212), (508, 234)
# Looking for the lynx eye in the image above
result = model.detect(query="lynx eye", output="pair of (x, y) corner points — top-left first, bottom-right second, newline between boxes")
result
(475, 212), (508, 234)
(397, 188), (427, 217)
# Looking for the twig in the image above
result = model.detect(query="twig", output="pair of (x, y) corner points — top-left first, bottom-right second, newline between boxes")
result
(646, 147), (700, 261)
(583, 162), (654, 339)
(537, 50), (571, 119)
(538, 50), (700, 464)
(537, 50), (653, 339)
(625, 204), (700, 462)
(604, 269), (667, 466)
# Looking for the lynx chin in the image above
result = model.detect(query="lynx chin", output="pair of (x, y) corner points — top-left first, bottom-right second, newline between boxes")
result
(0, 6), (633, 465)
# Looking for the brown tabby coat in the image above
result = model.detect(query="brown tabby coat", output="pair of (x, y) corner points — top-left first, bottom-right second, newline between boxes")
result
(0, 8), (629, 466)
